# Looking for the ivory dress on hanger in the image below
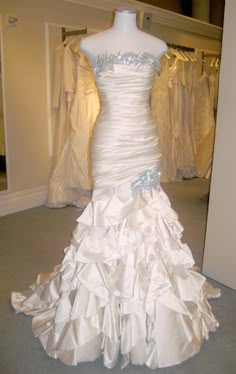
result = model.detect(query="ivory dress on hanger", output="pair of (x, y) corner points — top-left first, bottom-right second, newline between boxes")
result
(194, 66), (219, 179)
(0, 73), (5, 157)
(12, 51), (220, 369)
(51, 43), (71, 165)
(151, 58), (177, 182)
(47, 44), (99, 208)
(194, 71), (215, 152)
(194, 70), (216, 179)
(169, 59), (196, 180)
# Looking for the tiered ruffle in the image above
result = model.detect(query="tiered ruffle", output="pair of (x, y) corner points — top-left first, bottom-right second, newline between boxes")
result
(11, 183), (220, 369)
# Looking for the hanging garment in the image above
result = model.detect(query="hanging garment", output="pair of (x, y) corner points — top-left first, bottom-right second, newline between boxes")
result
(0, 73), (5, 156)
(209, 67), (220, 114)
(169, 59), (196, 179)
(47, 47), (99, 208)
(194, 68), (218, 179)
(184, 61), (198, 157)
(194, 126), (215, 178)
(214, 68), (220, 111)
(152, 58), (198, 182)
(151, 58), (176, 182)
(152, 54), (218, 182)
(51, 43), (71, 164)
(12, 51), (220, 370)
(193, 71), (216, 178)
(209, 73), (216, 114)
(194, 71), (215, 151)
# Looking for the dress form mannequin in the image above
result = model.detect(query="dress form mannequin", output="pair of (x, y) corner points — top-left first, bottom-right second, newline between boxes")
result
(80, 9), (168, 62)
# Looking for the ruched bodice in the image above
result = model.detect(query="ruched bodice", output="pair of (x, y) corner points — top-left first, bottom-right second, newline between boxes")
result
(96, 65), (153, 108)
(91, 61), (160, 189)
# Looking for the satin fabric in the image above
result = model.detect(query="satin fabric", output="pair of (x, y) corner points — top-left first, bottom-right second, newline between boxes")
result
(11, 56), (220, 369)
(92, 64), (160, 190)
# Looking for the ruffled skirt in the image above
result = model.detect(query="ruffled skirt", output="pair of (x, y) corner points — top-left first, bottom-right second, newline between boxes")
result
(11, 181), (220, 369)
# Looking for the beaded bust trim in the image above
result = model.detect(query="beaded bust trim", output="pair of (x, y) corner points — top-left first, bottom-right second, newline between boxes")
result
(92, 52), (161, 74)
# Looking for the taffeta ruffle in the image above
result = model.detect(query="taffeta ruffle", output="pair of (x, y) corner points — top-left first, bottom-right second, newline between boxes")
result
(12, 183), (220, 369)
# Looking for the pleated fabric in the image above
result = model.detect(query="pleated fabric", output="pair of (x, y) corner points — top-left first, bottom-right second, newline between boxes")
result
(91, 64), (160, 189)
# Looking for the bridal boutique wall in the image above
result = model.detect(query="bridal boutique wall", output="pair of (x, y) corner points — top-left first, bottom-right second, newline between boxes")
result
(0, 0), (111, 216)
(203, 0), (236, 290)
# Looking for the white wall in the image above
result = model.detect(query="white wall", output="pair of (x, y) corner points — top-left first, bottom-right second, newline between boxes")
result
(203, 0), (236, 290)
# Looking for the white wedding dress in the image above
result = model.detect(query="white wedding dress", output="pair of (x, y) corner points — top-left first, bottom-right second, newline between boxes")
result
(11, 52), (220, 369)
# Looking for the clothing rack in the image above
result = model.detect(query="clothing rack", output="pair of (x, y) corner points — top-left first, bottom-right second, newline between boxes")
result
(167, 42), (195, 52)
(203, 52), (221, 58)
(62, 27), (87, 42)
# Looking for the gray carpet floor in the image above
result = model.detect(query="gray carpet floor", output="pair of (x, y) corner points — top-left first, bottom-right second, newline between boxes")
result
(0, 179), (236, 374)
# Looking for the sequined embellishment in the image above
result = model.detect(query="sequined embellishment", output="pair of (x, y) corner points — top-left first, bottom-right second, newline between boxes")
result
(131, 169), (161, 197)
(93, 52), (161, 74)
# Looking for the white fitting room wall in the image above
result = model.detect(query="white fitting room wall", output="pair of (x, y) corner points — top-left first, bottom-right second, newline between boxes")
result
(203, 0), (236, 290)
(0, 0), (111, 215)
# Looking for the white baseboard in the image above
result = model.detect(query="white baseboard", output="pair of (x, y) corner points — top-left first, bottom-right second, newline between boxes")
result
(0, 185), (48, 217)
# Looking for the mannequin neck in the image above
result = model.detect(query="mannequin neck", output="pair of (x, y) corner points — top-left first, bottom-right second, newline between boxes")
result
(112, 10), (138, 33)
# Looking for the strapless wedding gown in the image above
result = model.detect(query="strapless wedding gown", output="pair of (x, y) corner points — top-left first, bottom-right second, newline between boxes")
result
(11, 52), (220, 369)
